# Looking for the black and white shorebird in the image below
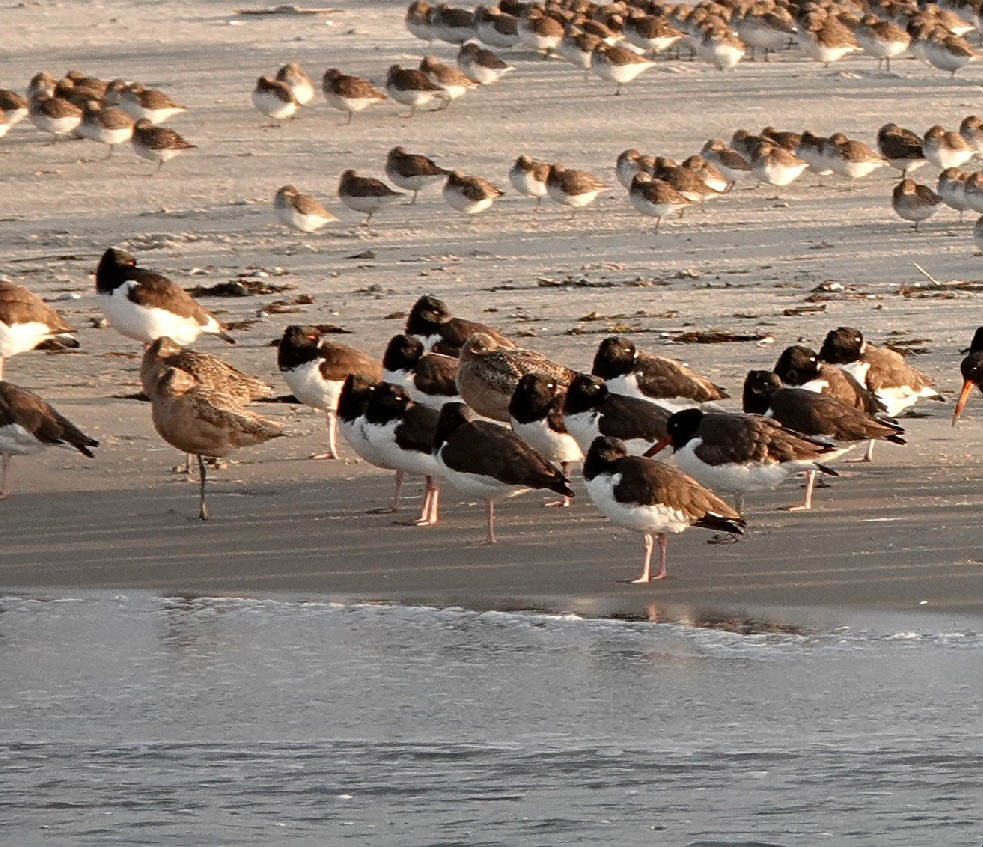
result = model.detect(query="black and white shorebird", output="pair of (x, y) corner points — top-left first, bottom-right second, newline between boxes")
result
(742, 370), (906, 509)
(583, 436), (745, 583)
(362, 382), (442, 525)
(819, 326), (943, 458)
(953, 327), (983, 425)
(385, 146), (449, 205)
(508, 374), (582, 506)
(651, 408), (839, 512)
(433, 402), (573, 543)
(0, 281), (78, 379)
(382, 333), (461, 409)
(404, 294), (511, 356)
(337, 169), (405, 225)
(773, 344), (884, 415)
(457, 332), (574, 422)
(147, 368), (283, 521)
(277, 325), (382, 460)
(562, 373), (670, 456)
(0, 381), (98, 498)
(592, 336), (726, 411)
(95, 248), (233, 347)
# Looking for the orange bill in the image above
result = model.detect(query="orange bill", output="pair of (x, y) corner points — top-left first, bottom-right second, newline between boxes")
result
(952, 379), (975, 427)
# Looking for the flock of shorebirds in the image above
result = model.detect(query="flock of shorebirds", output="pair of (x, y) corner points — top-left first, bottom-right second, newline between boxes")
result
(1, 252), (980, 581)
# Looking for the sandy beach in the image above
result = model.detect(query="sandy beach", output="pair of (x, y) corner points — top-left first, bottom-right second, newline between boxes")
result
(2, 0), (982, 628)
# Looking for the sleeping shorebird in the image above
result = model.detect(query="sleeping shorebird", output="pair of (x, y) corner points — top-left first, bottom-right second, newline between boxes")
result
(0, 381), (97, 498)
(275, 62), (315, 105)
(404, 294), (512, 356)
(583, 435), (745, 583)
(277, 324), (382, 460)
(433, 402), (573, 543)
(147, 367), (283, 520)
(251, 76), (298, 125)
(274, 185), (338, 234)
(381, 333), (461, 409)
(337, 169), (405, 225)
(131, 119), (196, 174)
(95, 248), (233, 347)
(385, 146), (449, 205)
(0, 281), (78, 379)
(321, 69), (386, 125)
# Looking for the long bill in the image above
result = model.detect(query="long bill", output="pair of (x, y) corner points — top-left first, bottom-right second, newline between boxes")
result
(644, 435), (672, 459)
(952, 379), (976, 427)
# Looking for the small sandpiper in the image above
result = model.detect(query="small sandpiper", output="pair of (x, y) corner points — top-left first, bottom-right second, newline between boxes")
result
(877, 123), (926, 178)
(275, 62), (315, 105)
(509, 155), (551, 204)
(457, 42), (515, 84)
(419, 56), (477, 103)
(545, 164), (609, 214)
(623, 12), (685, 55)
(696, 24), (746, 70)
(386, 65), (449, 117)
(78, 100), (134, 158)
(750, 141), (809, 186)
(924, 30), (977, 76)
(431, 4), (477, 44)
(131, 119), (195, 174)
(337, 169), (405, 225)
(923, 124), (974, 170)
(442, 170), (504, 216)
(959, 115), (983, 155)
(699, 139), (752, 183)
(855, 16), (910, 71)
(590, 43), (656, 94)
(615, 148), (648, 189)
(937, 167), (970, 218)
(801, 18), (861, 66)
(0, 88), (29, 125)
(119, 83), (187, 124)
(0, 281), (78, 379)
(475, 6), (520, 49)
(28, 92), (82, 141)
(405, 0), (435, 42)
(822, 133), (887, 181)
(321, 69), (386, 125)
(517, 9), (565, 56)
(559, 29), (603, 76)
(892, 178), (942, 230)
(628, 173), (692, 232)
(251, 76), (298, 124)
(385, 146), (449, 204)
(274, 185), (338, 233)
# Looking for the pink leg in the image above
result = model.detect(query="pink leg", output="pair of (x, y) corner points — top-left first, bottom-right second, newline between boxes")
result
(311, 410), (339, 460)
(631, 533), (654, 583)
(413, 476), (440, 526)
(0, 453), (10, 499)
(788, 469), (817, 512)
(544, 461), (573, 508)
(846, 439), (875, 463)
(654, 533), (668, 580)
(482, 500), (497, 544)
(428, 483), (440, 524)
(0, 357), (5, 380)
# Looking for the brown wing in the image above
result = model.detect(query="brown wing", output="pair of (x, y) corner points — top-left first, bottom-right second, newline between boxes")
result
(318, 343), (383, 383)
(334, 75), (386, 100)
(351, 175), (400, 197)
(694, 413), (829, 465)
(598, 394), (670, 441)
(612, 455), (740, 521)
(818, 363), (884, 414)
(636, 351), (726, 401)
(0, 383), (97, 457)
(864, 345), (936, 392)
(461, 176), (503, 202)
(293, 193), (332, 217)
(559, 169), (607, 194)
(441, 318), (511, 350)
(442, 420), (569, 493)
(414, 354), (459, 396)
(188, 387), (283, 443)
(0, 283), (74, 332)
(770, 388), (902, 442)
(126, 273), (215, 326)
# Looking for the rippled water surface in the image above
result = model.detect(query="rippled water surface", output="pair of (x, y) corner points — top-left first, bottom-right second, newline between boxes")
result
(2, 594), (982, 845)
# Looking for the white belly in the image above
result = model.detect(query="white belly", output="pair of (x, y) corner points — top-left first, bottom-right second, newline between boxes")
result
(585, 472), (691, 534)
(0, 423), (45, 456)
(364, 420), (439, 477)
(282, 359), (341, 412)
(674, 440), (789, 495)
(0, 321), (54, 358)
(510, 418), (583, 464)
(99, 287), (206, 345)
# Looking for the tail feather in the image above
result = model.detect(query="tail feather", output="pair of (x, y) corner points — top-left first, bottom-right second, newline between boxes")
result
(218, 331), (236, 345)
(814, 462), (839, 477)
(886, 433), (907, 445)
(694, 513), (746, 535)
(549, 471), (575, 498)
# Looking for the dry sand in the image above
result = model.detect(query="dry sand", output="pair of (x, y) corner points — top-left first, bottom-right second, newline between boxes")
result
(1, 0), (981, 628)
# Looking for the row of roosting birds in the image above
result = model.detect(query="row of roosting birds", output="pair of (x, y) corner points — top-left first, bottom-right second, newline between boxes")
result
(2, 251), (980, 581)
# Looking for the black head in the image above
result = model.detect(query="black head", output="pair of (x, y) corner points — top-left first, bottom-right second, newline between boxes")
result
(509, 373), (561, 424)
(592, 336), (637, 380)
(563, 373), (608, 415)
(433, 401), (475, 451)
(773, 345), (821, 385)
(337, 374), (379, 422)
(365, 381), (411, 426)
(582, 435), (628, 480)
(742, 369), (781, 414)
(819, 327), (864, 365)
(969, 327), (983, 354)
(382, 333), (425, 371)
(665, 407), (704, 449)
(406, 295), (451, 336)
(95, 247), (137, 293)
(277, 325), (321, 370)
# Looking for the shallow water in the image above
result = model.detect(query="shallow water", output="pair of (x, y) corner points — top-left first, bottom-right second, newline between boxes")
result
(2, 594), (982, 845)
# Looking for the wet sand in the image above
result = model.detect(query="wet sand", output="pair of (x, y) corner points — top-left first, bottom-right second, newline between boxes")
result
(1, 0), (981, 626)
